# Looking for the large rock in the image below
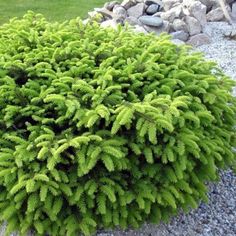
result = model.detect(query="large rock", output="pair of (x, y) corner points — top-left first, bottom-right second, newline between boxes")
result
(187, 33), (211, 46)
(162, 0), (180, 11)
(185, 16), (202, 36)
(104, 1), (119, 11)
(198, 0), (215, 12)
(171, 39), (185, 45)
(144, 20), (170, 34)
(172, 19), (188, 32)
(189, 1), (207, 26)
(139, 15), (164, 27)
(127, 3), (145, 18)
(121, 0), (136, 9)
(160, 5), (182, 22)
(94, 8), (114, 18)
(133, 25), (148, 34)
(125, 16), (140, 25)
(232, 2), (236, 19)
(145, 0), (164, 10)
(146, 4), (160, 15)
(145, 0), (163, 6)
(207, 7), (224, 21)
(113, 5), (127, 18)
(101, 19), (117, 29)
(171, 30), (189, 41)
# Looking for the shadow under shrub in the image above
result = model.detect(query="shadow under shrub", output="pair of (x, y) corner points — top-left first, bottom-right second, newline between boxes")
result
(0, 11), (235, 236)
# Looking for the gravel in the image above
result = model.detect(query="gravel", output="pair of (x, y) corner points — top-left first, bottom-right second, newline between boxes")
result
(97, 21), (236, 236)
(1, 21), (236, 236)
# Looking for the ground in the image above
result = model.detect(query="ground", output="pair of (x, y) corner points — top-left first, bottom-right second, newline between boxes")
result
(0, 0), (108, 24)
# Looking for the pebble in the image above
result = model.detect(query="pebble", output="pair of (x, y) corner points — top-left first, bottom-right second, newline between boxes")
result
(139, 15), (163, 27)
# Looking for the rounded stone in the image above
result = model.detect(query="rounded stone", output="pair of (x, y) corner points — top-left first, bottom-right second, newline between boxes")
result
(139, 16), (163, 27)
(146, 4), (160, 15)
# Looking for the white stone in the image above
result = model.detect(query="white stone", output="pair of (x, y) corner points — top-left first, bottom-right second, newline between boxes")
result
(182, 5), (190, 16)
(162, 0), (180, 11)
(101, 20), (117, 29)
(160, 6), (182, 23)
(113, 6), (127, 18)
(187, 33), (211, 46)
(207, 7), (224, 21)
(172, 19), (188, 32)
(185, 16), (202, 36)
(94, 8), (114, 18)
(88, 11), (99, 18)
(104, 1), (119, 11)
(133, 25), (148, 34)
(189, 1), (207, 26)
(127, 3), (145, 18)
(171, 39), (185, 45)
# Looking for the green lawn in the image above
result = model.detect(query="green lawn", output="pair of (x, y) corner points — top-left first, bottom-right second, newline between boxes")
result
(0, 0), (109, 24)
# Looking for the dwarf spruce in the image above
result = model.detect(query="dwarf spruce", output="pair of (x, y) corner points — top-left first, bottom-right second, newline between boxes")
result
(0, 11), (235, 236)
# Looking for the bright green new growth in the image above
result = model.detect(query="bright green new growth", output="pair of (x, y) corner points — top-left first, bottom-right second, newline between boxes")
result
(0, 11), (235, 236)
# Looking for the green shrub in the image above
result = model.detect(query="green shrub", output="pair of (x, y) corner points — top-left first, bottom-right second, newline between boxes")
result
(0, 11), (235, 236)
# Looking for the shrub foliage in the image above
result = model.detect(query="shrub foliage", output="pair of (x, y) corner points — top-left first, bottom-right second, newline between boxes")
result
(0, 12), (235, 235)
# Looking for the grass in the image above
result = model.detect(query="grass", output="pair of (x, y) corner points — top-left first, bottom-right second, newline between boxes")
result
(0, 0), (109, 24)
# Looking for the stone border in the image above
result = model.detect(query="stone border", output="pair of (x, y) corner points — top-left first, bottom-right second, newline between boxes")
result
(86, 0), (236, 46)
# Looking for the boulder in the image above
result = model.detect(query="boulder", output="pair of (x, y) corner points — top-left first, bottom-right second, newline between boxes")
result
(162, 0), (180, 11)
(171, 30), (189, 41)
(189, 1), (207, 26)
(145, 0), (164, 10)
(144, 20), (170, 34)
(171, 39), (185, 45)
(127, 3), (145, 18)
(113, 6), (127, 18)
(207, 7), (224, 21)
(172, 19), (188, 32)
(101, 19), (117, 29)
(125, 16), (140, 26)
(145, 0), (163, 6)
(94, 8), (114, 18)
(139, 15), (164, 27)
(232, 2), (236, 19)
(198, 0), (215, 12)
(133, 25), (148, 34)
(187, 33), (211, 46)
(146, 4), (160, 15)
(121, 0), (136, 10)
(160, 5), (182, 23)
(185, 16), (202, 36)
(104, 1), (119, 11)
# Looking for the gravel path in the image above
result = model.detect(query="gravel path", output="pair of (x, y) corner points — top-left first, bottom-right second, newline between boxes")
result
(0, 22), (235, 236)
(98, 22), (236, 236)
